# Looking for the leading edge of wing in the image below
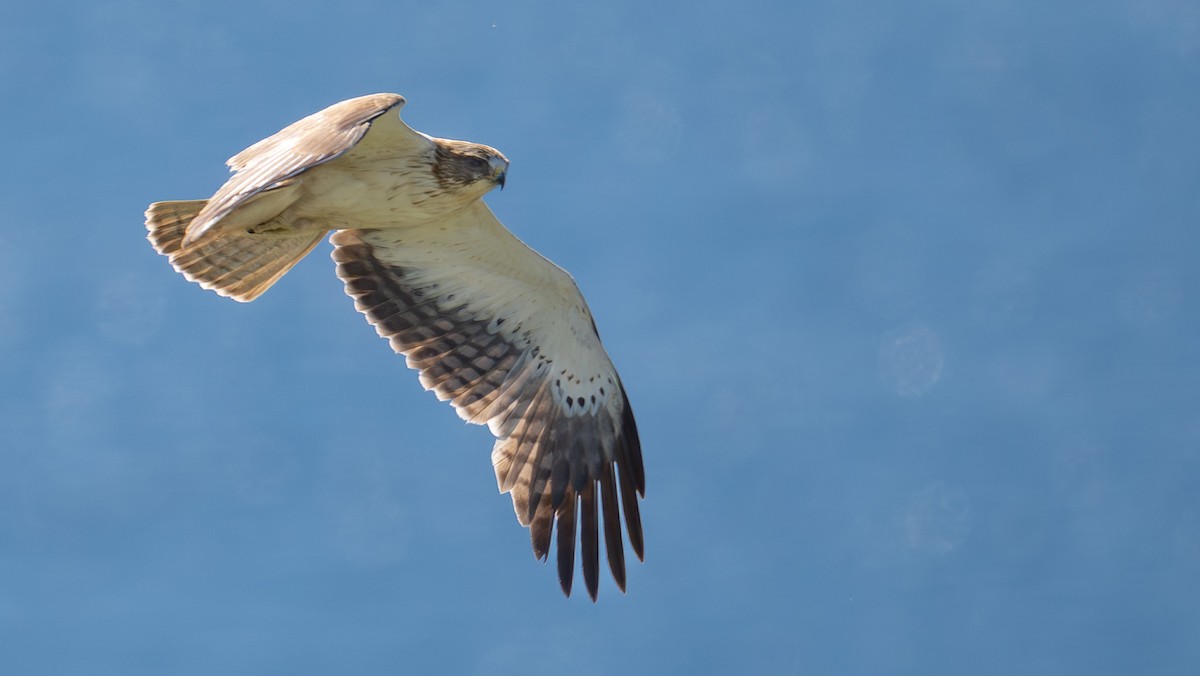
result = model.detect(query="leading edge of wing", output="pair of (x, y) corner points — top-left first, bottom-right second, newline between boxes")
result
(185, 93), (417, 244)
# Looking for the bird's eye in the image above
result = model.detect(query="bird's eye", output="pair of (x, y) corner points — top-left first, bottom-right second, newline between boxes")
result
(466, 156), (489, 175)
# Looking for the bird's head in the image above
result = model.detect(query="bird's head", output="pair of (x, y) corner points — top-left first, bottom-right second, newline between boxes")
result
(432, 139), (509, 197)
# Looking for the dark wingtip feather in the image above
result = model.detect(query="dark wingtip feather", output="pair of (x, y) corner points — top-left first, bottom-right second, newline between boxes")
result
(617, 382), (645, 496)
(601, 464), (627, 592)
(580, 483), (600, 601)
(550, 450), (570, 510)
(618, 461), (645, 561)
(530, 497), (554, 561)
(556, 492), (577, 598)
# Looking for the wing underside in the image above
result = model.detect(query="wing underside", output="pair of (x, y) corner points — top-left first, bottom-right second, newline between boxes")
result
(329, 207), (644, 599)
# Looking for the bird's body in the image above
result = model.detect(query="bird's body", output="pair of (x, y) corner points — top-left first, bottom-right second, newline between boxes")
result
(146, 94), (644, 600)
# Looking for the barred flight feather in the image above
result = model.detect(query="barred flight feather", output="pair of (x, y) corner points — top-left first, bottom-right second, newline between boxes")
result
(331, 225), (644, 600)
(147, 93), (644, 600)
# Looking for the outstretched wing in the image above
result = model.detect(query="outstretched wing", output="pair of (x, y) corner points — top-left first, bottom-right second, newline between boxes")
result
(330, 201), (644, 600)
(185, 93), (428, 243)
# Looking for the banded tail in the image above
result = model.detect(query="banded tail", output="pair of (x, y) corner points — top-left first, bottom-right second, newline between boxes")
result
(145, 200), (325, 302)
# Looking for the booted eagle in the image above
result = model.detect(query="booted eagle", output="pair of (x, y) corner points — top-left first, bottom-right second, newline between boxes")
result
(146, 93), (644, 600)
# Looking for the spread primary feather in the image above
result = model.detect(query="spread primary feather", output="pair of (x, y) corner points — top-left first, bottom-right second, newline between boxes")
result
(145, 93), (644, 601)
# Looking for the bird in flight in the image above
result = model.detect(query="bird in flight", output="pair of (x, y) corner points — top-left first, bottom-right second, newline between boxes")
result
(145, 93), (644, 600)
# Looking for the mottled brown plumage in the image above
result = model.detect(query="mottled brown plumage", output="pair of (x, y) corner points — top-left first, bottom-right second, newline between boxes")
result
(145, 93), (644, 600)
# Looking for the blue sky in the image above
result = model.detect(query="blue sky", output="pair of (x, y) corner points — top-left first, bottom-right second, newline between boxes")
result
(2, 0), (1199, 673)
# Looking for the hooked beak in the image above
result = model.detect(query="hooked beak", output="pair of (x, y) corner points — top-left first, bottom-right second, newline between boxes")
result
(489, 154), (509, 190)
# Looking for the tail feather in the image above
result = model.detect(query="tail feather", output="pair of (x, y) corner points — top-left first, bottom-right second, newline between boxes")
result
(145, 200), (325, 302)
